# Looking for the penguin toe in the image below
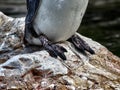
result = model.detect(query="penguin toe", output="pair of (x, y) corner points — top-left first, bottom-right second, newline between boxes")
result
(51, 44), (67, 60)
(44, 42), (67, 60)
(68, 34), (95, 55)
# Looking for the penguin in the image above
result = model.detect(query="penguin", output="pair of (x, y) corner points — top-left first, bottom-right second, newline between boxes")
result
(24, 0), (95, 60)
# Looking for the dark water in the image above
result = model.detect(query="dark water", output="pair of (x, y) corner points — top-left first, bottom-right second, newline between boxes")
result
(79, 26), (120, 57)
(0, 0), (120, 57)
(79, 0), (120, 57)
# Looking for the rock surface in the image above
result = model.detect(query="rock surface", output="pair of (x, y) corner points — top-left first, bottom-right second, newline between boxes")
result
(0, 12), (120, 90)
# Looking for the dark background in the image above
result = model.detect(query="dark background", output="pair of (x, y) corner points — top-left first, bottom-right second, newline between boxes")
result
(0, 0), (120, 57)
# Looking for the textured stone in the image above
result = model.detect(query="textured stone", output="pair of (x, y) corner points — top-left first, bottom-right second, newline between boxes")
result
(0, 11), (120, 90)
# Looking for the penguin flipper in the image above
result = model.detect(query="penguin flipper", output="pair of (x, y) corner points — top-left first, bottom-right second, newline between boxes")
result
(24, 0), (41, 44)
(68, 34), (95, 55)
(25, 0), (41, 24)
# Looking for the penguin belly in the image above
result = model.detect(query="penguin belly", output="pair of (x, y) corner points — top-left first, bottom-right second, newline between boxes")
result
(33, 0), (88, 42)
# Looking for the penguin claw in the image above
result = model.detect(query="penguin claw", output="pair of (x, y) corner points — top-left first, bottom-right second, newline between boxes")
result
(39, 36), (67, 60)
(44, 44), (67, 60)
(45, 44), (58, 58)
(52, 44), (67, 60)
(68, 34), (95, 55)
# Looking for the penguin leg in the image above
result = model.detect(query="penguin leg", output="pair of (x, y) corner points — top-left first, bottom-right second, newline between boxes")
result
(24, 25), (67, 60)
(24, 24), (43, 46)
(38, 35), (67, 60)
(68, 34), (95, 55)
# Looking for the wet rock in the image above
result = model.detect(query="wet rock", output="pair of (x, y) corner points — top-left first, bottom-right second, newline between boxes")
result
(0, 12), (120, 90)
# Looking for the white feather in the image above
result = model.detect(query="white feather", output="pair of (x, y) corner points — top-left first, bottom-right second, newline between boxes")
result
(33, 0), (89, 42)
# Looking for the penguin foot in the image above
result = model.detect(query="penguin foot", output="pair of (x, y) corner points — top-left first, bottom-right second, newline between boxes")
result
(68, 34), (95, 55)
(40, 35), (67, 60)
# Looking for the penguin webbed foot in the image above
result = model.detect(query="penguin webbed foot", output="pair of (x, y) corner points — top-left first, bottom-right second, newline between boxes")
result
(40, 36), (67, 60)
(68, 34), (95, 55)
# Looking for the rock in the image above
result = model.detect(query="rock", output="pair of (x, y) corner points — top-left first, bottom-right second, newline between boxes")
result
(0, 11), (120, 90)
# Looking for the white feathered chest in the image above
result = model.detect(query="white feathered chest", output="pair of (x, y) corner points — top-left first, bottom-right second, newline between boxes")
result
(33, 0), (88, 42)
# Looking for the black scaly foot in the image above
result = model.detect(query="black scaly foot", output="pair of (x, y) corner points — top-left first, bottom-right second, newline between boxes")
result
(40, 35), (67, 60)
(68, 34), (95, 55)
